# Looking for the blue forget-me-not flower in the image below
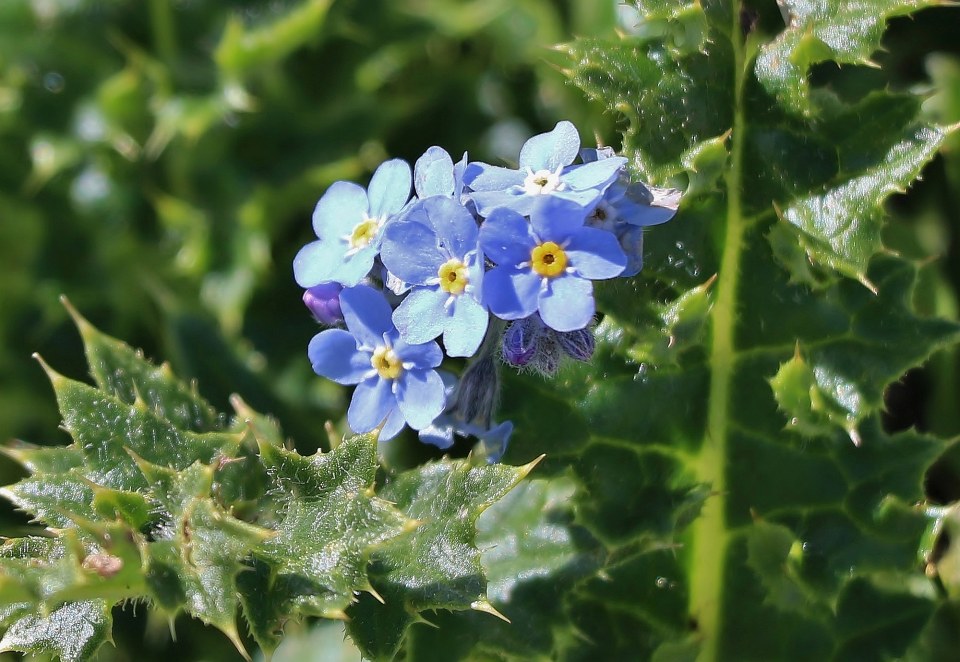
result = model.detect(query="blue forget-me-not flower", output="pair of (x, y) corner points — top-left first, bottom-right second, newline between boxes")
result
(308, 285), (445, 440)
(293, 159), (412, 288)
(480, 197), (627, 332)
(464, 121), (626, 217)
(380, 196), (489, 357)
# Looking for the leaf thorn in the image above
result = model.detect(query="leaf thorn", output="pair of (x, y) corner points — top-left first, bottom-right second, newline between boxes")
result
(471, 599), (511, 623)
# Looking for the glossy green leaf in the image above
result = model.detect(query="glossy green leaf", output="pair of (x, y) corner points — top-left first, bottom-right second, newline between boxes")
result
(346, 457), (538, 660)
(514, 1), (960, 659)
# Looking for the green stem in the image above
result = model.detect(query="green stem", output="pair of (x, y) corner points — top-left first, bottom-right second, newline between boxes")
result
(149, 0), (178, 69)
(689, 8), (748, 661)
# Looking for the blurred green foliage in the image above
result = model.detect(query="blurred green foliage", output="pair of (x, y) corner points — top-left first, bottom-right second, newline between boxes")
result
(3, 0), (960, 659)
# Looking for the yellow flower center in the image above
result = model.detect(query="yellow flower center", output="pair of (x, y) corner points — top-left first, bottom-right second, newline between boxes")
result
(370, 346), (403, 380)
(349, 218), (380, 249)
(438, 259), (469, 295)
(530, 241), (568, 278)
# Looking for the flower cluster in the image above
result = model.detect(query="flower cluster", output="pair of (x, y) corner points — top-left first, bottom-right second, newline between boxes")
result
(295, 121), (679, 461)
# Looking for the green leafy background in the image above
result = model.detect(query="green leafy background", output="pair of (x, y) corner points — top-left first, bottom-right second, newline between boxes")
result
(3, 0), (960, 660)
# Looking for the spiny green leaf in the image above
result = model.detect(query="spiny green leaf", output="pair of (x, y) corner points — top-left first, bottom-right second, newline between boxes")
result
(346, 456), (539, 660)
(250, 434), (411, 628)
(541, 1), (960, 658)
(0, 600), (112, 662)
(755, 0), (941, 115)
(64, 297), (222, 433)
(37, 357), (241, 492)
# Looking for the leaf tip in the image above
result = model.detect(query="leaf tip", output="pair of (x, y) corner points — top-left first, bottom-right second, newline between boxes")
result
(470, 599), (511, 623)
(518, 454), (546, 478)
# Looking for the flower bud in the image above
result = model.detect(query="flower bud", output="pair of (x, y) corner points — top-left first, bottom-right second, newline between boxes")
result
(556, 327), (595, 362)
(501, 316), (543, 367)
(453, 353), (500, 427)
(302, 283), (343, 325)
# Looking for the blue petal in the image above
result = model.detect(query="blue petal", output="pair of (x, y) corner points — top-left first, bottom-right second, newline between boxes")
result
(293, 240), (341, 288)
(396, 369), (445, 430)
(453, 152), (468, 198)
(566, 226), (627, 279)
(348, 378), (395, 433)
(484, 267), (540, 320)
(312, 181), (368, 239)
(463, 162), (524, 192)
(443, 296), (489, 358)
(392, 288), (446, 345)
(538, 275), (594, 332)
(422, 197), (478, 258)
(618, 225), (645, 276)
(368, 159), (412, 218)
(415, 146), (455, 198)
(378, 406), (407, 441)
(381, 218), (444, 285)
(620, 184), (681, 227)
(469, 189), (532, 217)
(340, 285), (395, 348)
(479, 208), (534, 266)
(552, 188), (604, 210)
(561, 158), (626, 191)
(335, 246), (379, 287)
(394, 336), (443, 369)
(419, 418), (456, 449)
(307, 329), (369, 385)
(528, 197), (587, 243)
(479, 421), (513, 463)
(518, 121), (580, 172)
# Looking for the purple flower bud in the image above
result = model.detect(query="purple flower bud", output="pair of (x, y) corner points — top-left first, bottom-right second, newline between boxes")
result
(530, 339), (562, 377)
(302, 282), (343, 326)
(556, 327), (595, 362)
(501, 316), (543, 367)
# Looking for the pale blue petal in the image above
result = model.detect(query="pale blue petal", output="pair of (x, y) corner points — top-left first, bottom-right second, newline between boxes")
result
(415, 146), (455, 198)
(538, 275), (594, 332)
(340, 285), (394, 347)
(484, 267), (540, 320)
(619, 225), (645, 277)
(443, 296), (489, 358)
(368, 159), (412, 218)
(463, 162), (524, 191)
(469, 189), (532, 217)
(335, 246), (379, 286)
(566, 227), (627, 279)
(312, 181), (369, 239)
(381, 219), (443, 284)
(307, 329), (369, 385)
(453, 152), (468, 198)
(378, 406), (408, 441)
(518, 121), (580, 172)
(419, 419), (455, 449)
(293, 240), (341, 288)
(528, 197), (587, 242)
(394, 336), (443, 369)
(551, 188), (604, 210)
(479, 421), (513, 463)
(396, 369), (446, 430)
(422, 197), (478, 258)
(479, 208), (533, 266)
(561, 158), (626, 191)
(392, 288), (445, 344)
(348, 378), (395, 433)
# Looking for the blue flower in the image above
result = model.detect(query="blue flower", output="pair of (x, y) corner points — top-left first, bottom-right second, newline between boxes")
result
(479, 197), (627, 332)
(580, 147), (681, 276)
(380, 196), (489, 357)
(463, 121), (626, 216)
(414, 146), (468, 199)
(293, 159), (412, 288)
(307, 284), (445, 440)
